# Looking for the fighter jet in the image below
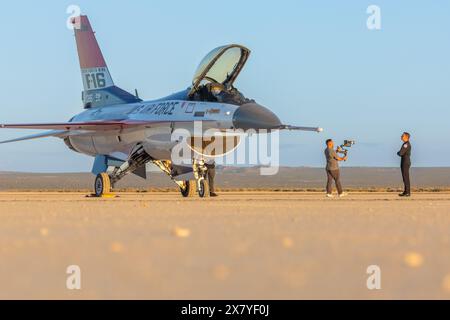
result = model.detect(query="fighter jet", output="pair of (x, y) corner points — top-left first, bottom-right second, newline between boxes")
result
(0, 15), (322, 198)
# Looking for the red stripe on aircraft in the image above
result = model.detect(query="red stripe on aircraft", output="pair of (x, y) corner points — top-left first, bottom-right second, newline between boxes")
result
(74, 16), (107, 69)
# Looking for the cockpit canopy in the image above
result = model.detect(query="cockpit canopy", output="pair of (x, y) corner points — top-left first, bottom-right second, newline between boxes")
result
(189, 45), (251, 105)
(192, 44), (250, 90)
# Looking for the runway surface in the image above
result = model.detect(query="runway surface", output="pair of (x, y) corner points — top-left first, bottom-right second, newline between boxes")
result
(1, 192), (450, 299)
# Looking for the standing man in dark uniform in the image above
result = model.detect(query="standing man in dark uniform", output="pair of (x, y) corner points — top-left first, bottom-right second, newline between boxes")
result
(397, 132), (412, 197)
(206, 161), (218, 197)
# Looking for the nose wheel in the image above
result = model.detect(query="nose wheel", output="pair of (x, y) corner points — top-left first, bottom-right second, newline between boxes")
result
(197, 179), (210, 198)
(192, 159), (211, 198)
(94, 173), (112, 197)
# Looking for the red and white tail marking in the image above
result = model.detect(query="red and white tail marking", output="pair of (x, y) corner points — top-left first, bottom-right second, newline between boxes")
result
(73, 15), (114, 91)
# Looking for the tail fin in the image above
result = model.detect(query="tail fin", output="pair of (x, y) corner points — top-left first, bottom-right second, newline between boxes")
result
(73, 15), (141, 108)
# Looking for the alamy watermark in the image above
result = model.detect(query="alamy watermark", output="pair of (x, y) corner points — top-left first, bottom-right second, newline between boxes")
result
(367, 5), (382, 30)
(170, 122), (280, 176)
(66, 5), (81, 30)
(366, 265), (382, 290)
(66, 265), (82, 290)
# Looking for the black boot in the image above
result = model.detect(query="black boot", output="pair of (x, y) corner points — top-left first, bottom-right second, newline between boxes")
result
(399, 193), (411, 197)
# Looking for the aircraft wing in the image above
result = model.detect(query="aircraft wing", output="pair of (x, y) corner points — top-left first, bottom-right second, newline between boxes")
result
(0, 119), (217, 144)
(278, 125), (323, 132)
(0, 120), (169, 131)
(0, 119), (219, 131)
(0, 120), (174, 145)
(0, 130), (69, 144)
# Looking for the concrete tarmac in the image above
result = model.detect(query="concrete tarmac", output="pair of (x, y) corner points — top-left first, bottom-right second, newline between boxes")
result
(0, 192), (450, 299)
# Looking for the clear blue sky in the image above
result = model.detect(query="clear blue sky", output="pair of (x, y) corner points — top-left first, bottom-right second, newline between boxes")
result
(0, 1), (449, 172)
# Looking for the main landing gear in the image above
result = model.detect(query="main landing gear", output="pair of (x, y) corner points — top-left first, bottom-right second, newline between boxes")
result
(93, 144), (152, 197)
(91, 148), (212, 199)
(94, 172), (112, 197)
(180, 180), (196, 198)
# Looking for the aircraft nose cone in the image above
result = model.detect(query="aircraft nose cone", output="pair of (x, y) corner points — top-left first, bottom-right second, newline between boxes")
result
(232, 103), (282, 130)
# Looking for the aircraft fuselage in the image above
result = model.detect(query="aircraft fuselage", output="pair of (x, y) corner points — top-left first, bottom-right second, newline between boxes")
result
(67, 91), (240, 161)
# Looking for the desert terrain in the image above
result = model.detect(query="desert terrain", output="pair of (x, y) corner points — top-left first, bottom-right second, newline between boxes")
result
(0, 168), (450, 299)
(1, 167), (450, 192)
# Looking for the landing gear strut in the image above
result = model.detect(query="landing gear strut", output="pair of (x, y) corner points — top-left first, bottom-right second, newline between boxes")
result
(152, 160), (196, 198)
(93, 144), (152, 197)
(109, 144), (152, 186)
(154, 159), (211, 198)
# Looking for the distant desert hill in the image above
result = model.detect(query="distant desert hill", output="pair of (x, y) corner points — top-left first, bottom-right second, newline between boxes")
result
(0, 167), (449, 192)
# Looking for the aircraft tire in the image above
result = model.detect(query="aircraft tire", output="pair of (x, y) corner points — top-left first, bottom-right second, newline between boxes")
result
(198, 179), (210, 198)
(180, 180), (196, 198)
(94, 173), (111, 197)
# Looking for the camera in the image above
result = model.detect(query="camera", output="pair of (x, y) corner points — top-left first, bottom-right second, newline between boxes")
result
(336, 140), (355, 157)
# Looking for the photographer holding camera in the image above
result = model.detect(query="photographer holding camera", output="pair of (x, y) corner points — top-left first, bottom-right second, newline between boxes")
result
(324, 139), (349, 198)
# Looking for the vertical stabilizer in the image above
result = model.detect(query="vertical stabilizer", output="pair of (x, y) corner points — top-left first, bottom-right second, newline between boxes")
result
(72, 15), (141, 108)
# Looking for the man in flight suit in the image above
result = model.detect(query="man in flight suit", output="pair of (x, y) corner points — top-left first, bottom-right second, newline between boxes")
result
(397, 132), (412, 197)
(206, 161), (218, 197)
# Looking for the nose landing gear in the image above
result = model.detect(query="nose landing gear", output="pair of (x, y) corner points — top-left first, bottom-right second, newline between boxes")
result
(197, 178), (210, 198)
(193, 159), (211, 198)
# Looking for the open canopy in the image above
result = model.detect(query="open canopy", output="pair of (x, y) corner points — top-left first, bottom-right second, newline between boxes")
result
(190, 45), (250, 94)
